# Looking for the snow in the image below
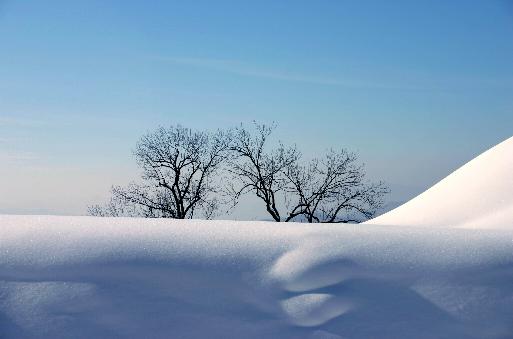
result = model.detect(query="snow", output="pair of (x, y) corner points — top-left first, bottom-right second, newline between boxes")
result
(369, 136), (513, 229)
(1, 137), (512, 338)
(1, 217), (512, 338)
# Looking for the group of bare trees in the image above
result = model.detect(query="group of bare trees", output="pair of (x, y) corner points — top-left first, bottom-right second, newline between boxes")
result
(89, 123), (389, 223)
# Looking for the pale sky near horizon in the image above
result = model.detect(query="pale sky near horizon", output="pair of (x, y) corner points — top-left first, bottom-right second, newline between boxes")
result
(1, 0), (512, 217)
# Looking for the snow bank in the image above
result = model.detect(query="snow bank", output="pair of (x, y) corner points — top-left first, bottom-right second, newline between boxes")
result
(1, 216), (512, 338)
(369, 136), (513, 229)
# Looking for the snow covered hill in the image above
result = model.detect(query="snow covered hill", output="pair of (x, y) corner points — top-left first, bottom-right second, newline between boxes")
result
(369, 136), (513, 229)
(1, 137), (512, 339)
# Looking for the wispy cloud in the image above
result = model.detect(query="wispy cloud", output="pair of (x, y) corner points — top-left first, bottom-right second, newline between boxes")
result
(152, 56), (409, 89)
(0, 150), (40, 165)
(153, 56), (513, 91)
(0, 115), (48, 128)
(0, 122), (42, 166)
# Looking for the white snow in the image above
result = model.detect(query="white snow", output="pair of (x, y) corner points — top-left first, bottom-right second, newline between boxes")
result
(369, 136), (513, 229)
(1, 136), (512, 338)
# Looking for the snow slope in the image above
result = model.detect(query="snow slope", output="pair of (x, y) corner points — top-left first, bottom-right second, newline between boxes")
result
(369, 136), (513, 229)
(1, 137), (512, 339)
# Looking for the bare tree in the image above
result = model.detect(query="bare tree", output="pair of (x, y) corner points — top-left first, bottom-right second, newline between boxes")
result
(87, 199), (128, 217)
(284, 149), (389, 223)
(228, 123), (300, 222)
(228, 123), (388, 223)
(89, 125), (230, 219)
(90, 122), (389, 223)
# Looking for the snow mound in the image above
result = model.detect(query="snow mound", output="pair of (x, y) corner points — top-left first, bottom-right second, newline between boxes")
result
(1, 215), (513, 338)
(369, 136), (513, 228)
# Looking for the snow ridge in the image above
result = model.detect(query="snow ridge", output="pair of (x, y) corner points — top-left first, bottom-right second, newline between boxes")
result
(369, 136), (513, 228)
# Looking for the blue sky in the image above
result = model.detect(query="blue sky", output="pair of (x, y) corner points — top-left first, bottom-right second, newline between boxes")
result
(1, 0), (512, 216)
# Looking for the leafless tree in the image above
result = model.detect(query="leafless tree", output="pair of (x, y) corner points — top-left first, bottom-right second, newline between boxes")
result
(89, 125), (230, 219)
(90, 122), (389, 223)
(284, 149), (389, 223)
(228, 123), (388, 223)
(228, 123), (300, 222)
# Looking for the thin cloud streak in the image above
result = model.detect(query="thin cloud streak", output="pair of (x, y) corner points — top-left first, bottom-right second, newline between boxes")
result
(0, 150), (40, 165)
(153, 56), (422, 90)
(154, 57), (513, 92)
(0, 115), (48, 128)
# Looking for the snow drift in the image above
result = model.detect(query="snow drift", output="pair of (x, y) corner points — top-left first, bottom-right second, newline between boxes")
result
(369, 136), (513, 229)
(1, 136), (512, 339)
(1, 216), (512, 339)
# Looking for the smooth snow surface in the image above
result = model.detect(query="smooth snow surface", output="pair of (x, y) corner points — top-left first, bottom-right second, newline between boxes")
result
(1, 137), (512, 338)
(1, 216), (512, 339)
(369, 136), (513, 228)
